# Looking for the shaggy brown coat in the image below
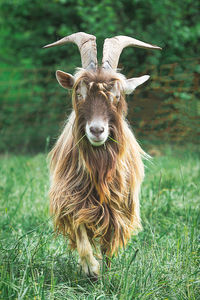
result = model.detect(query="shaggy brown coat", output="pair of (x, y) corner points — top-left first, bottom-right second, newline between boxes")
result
(49, 68), (145, 257)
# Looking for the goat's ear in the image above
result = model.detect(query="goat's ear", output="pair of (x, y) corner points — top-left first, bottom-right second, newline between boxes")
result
(124, 75), (150, 94)
(56, 70), (75, 89)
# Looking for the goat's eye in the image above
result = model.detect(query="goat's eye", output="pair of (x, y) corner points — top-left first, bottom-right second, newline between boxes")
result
(76, 93), (83, 100)
(116, 95), (120, 100)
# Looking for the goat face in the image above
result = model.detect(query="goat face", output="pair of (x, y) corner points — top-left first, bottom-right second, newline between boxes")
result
(75, 78), (110, 146)
(75, 70), (129, 147)
(56, 69), (150, 147)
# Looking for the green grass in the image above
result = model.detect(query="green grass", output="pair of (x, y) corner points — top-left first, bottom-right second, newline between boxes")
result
(0, 147), (199, 299)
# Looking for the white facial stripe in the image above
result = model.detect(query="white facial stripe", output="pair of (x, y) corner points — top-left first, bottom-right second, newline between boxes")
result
(76, 81), (88, 99)
(86, 119), (109, 147)
(110, 81), (121, 102)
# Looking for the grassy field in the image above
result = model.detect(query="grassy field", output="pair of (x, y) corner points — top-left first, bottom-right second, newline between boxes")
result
(0, 146), (199, 299)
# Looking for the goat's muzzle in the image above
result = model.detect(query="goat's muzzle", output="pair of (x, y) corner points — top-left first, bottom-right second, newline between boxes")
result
(86, 119), (109, 147)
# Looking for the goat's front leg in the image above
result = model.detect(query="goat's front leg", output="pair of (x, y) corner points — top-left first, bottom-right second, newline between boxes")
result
(76, 224), (100, 279)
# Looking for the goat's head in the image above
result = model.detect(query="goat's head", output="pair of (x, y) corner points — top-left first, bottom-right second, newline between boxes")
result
(44, 32), (161, 147)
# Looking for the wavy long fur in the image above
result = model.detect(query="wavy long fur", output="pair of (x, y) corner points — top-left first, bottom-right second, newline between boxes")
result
(49, 69), (145, 256)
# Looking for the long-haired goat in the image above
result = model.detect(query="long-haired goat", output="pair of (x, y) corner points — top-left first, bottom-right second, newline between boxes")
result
(43, 32), (161, 279)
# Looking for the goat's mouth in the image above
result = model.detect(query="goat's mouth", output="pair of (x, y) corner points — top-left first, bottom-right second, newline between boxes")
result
(87, 135), (107, 147)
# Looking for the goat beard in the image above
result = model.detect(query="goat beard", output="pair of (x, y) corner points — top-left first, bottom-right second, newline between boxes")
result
(75, 116), (125, 203)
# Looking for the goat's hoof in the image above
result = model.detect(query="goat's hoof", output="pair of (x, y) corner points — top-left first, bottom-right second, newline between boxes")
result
(78, 258), (100, 281)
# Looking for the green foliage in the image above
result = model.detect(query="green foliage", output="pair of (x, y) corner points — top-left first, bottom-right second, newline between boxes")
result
(0, 0), (199, 152)
(0, 148), (199, 298)
(1, 0), (199, 68)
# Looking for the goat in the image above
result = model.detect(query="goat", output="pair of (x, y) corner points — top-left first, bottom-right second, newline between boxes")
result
(43, 32), (161, 279)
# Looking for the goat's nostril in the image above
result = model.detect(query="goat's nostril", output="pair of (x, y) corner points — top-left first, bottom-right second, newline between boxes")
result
(90, 126), (104, 136)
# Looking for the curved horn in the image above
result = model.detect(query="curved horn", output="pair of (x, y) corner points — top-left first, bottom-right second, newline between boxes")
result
(43, 32), (98, 70)
(102, 35), (162, 70)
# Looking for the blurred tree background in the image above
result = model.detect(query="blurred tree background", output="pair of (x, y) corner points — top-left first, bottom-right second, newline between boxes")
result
(0, 0), (199, 152)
